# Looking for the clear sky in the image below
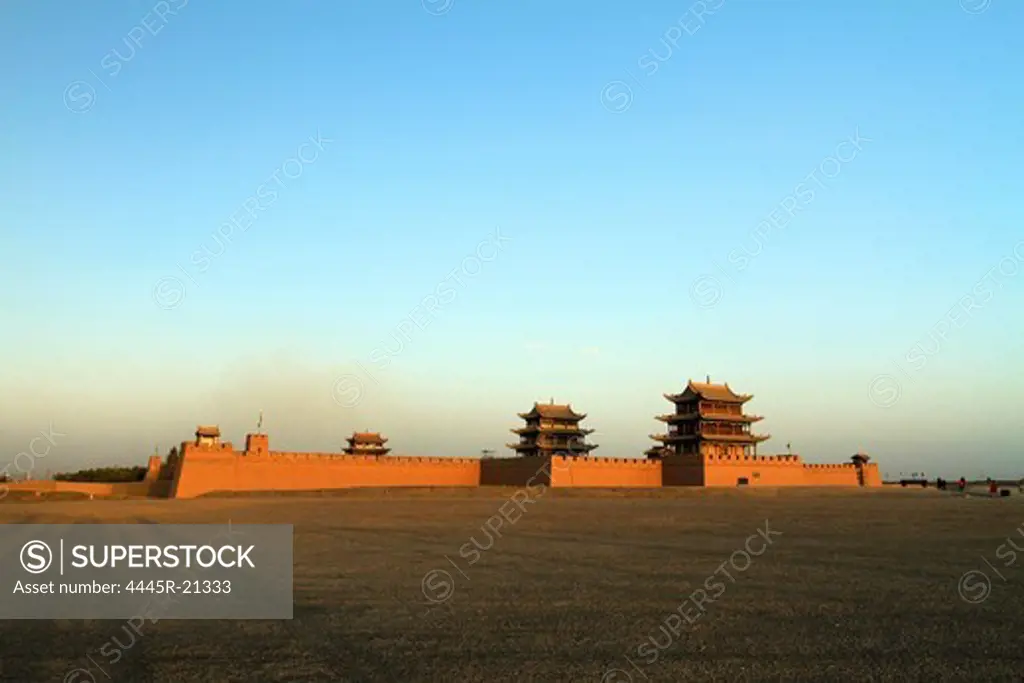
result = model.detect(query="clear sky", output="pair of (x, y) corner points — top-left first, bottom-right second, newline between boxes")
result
(1, 0), (1022, 479)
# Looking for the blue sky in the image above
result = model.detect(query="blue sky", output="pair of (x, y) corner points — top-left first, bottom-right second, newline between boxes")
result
(1, 0), (1022, 478)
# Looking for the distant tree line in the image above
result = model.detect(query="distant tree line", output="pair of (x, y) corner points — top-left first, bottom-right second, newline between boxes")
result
(53, 466), (147, 483)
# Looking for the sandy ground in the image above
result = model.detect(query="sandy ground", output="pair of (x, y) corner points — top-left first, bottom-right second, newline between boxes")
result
(0, 486), (1022, 682)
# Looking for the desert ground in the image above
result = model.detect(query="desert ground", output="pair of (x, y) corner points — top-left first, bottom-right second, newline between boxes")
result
(1, 486), (1022, 682)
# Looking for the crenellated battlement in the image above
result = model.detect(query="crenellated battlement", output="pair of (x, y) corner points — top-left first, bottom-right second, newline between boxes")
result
(182, 441), (235, 454)
(803, 463), (858, 469)
(704, 454), (804, 465)
(547, 454), (661, 487)
(553, 455), (660, 467)
(181, 443), (482, 466)
(264, 451), (481, 466)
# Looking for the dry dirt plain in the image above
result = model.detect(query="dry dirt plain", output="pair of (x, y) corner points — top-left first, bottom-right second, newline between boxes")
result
(0, 486), (1022, 682)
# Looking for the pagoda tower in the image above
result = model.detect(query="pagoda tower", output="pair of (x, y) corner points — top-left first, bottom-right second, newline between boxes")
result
(507, 400), (598, 457)
(646, 378), (769, 459)
(344, 431), (391, 456)
(194, 425), (221, 448)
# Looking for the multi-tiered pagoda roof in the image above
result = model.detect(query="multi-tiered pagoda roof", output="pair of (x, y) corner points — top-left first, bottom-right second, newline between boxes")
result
(646, 379), (769, 459)
(507, 401), (598, 457)
(344, 431), (391, 456)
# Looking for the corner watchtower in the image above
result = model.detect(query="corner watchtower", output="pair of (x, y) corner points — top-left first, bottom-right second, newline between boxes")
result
(245, 433), (270, 456)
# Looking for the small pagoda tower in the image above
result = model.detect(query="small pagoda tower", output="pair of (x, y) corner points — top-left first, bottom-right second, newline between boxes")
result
(646, 378), (769, 459)
(194, 425), (221, 448)
(344, 431), (391, 456)
(507, 399), (598, 457)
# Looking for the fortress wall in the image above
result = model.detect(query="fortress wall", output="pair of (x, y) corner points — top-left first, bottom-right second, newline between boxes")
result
(693, 454), (866, 487)
(3, 480), (59, 494)
(701, 454), (810, 487)
(860, 463), (882, 487)
(549, 456), (662, 488)
(171, 445), (481, 498)
(4, 480), (168, 498)
(480, 457), (553, 487)
(163, 437), (884, 496)
(145, 480), (173, 497)
(687, 454), (873, 488)
(169, 446), (238, 498)
(481, 456), (660, 488)
(800, 463), (862, 487)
